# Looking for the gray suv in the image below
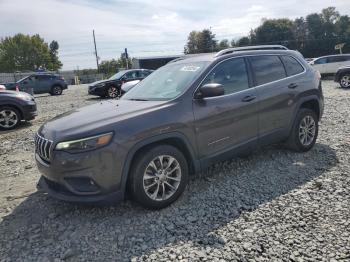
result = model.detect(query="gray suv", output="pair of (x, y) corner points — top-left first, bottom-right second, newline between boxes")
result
(4, 73), (68, 95)
(35, 46), (324, 209)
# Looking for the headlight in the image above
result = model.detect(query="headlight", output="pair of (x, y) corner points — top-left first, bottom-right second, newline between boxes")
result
(17, 93), (33, 101)
(55, 132), (113, 152)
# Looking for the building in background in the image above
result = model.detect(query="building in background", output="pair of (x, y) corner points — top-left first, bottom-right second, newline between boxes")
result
(132, 55), (182, 70)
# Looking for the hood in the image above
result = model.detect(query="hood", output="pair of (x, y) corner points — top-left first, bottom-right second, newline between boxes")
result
(39, 99), (168, 141)
(0, 89), (31, 97)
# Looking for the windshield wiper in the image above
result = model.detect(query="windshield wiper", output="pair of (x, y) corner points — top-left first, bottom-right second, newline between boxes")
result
(128, 98), (149, 101)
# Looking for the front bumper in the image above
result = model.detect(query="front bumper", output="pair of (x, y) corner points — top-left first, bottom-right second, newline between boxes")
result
(22, 103), (37, 121)
(88, 86), (106, 96)
(35, 143), (125, 204)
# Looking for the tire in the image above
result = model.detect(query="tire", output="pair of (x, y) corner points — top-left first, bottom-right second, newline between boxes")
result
(339, 74), (350, 88)
(107, 86), (120, 98)
(51, 85), (63, 95)
(0, 106), (21, 130)
(286, 108), (318, 152)
(128, 145), (189, 209)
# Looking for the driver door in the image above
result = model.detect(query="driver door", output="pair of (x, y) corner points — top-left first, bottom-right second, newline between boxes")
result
(193, 57), (259, 160)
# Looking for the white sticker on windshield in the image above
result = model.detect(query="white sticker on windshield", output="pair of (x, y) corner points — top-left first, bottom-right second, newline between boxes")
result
(180, 66), (200, 72)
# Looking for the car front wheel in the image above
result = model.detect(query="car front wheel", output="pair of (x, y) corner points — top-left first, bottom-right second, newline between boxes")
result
(340, 74), (350, 88)
(107, 86), (120, 98)
(286, 108), (318, 152)
(0, 107), (21, 130)
(128, 145), (188, 209)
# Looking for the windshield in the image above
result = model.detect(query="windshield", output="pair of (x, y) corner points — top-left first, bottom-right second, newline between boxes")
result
(109, 70), (127, 80)
(122, 61), (209, 101)
(16, 76), (29, 83)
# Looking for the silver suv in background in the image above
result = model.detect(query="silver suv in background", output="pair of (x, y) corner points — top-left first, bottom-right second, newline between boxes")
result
(309, 54), (350, 75)
(35, 45), (324, 209)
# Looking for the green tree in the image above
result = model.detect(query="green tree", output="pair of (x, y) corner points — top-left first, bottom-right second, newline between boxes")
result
(0, 34), (62, 72)
(218, 39), (230, 50)
(49, 40), (62, 71)
(237, 37), (250, 46)
(99, 55), (132, 78)
(253, 18), (295, 45)
(184, 29), (217, 54)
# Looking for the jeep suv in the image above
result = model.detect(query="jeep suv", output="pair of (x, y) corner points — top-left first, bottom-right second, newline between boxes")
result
(4, 73), (68, 95)
(35, 45), (324, 209)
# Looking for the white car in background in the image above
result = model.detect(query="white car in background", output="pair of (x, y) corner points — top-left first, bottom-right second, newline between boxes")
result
(121, 79), (140, 94)
(0, 85), (6, 90)
(309, 54), (350, 75)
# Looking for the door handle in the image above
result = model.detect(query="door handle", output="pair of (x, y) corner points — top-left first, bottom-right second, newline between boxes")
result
(241, 95), (257, 102)
(288, 83), (298, 89)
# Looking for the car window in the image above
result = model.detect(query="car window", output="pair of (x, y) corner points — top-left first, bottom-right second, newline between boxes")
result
(125, 71), (139, 79)
(250, 55), (286, 86)
(280, 56), (304, 76)
(202, 58), (249, 95)
(327, 56), (343, 63)
(314, 58), (328, 64)
(140, 70), (152, 77)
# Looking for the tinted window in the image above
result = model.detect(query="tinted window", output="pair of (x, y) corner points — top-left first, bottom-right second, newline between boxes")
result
(280, 56), (304, 76)
(314, 58), (328, 64)
(140, 70), (152, 77)
(202, 58), (249, 95)
(250, 56), (286, 86)
(327, 56), (350, 63)
(125, 71), (139, 79)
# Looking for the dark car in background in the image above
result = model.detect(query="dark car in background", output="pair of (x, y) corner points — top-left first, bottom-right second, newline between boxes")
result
(334, 66), (350, 88)
(4, 73), (68, 95)
(0, 90), (37, 130)
(88, 69), (153, 98)
(35, 45), (324, 209)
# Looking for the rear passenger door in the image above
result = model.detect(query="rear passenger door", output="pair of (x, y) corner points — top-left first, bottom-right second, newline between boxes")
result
(193, 57), (259, 159)
(249, 55), (305, 144)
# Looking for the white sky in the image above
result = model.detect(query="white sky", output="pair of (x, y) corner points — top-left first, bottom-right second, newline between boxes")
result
(0, 0), (349, 70)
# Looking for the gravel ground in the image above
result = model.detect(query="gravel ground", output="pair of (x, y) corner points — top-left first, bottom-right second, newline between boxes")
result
(0, 81), (349, 262)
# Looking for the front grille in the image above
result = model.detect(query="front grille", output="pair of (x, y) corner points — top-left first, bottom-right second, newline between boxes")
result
(35, 133), (53, 162)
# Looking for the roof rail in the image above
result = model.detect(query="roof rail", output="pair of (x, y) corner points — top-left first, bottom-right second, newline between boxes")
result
(214, 45), (288, 57)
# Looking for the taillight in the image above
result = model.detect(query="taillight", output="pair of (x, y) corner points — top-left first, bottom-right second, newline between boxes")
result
(316, 70), (321, 79)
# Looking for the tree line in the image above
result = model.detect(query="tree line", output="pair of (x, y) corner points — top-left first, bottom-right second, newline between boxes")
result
(184, 7), (350, 58)
(0, 34), (62, 73)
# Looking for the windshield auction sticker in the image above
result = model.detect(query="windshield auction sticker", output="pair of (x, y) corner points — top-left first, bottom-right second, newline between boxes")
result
(180, 66), (201, 72)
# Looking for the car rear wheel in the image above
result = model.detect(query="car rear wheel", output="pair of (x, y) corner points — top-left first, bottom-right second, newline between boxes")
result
(286, 108), (318, 152)
(0, 107), (21, 130)
(107, 86), (120, 98)
(51, 85), (63, 95)
(128, 145), (188, 209)
(340, 74), (350, 88)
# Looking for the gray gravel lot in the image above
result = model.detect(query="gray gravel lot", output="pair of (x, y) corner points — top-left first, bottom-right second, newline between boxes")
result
(0, 81), (349, 261)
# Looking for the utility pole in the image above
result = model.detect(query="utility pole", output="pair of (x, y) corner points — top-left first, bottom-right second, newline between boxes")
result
(124, 48), (129, 69)
(93, 30), (99, 71)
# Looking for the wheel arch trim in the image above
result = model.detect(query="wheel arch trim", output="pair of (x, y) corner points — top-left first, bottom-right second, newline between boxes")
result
(119, 132), (200, 198)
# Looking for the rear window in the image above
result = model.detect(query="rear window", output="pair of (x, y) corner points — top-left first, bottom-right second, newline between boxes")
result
(280, 56), (304, 76)
(250, 55), (286, 86)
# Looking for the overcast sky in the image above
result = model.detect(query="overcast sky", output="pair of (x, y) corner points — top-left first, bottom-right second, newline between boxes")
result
(1, 0), (349, 70)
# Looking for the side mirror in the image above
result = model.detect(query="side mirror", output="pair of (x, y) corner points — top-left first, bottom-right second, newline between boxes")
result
(195, 83), (224, 99)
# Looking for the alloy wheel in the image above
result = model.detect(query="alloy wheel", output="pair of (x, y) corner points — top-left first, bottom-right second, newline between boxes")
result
(298, 115), (316, 146)
(108, 87), (119, 98)
(143, 155), (182, 201)
(0, 109), (18, 129)
(340, 75), (350, 88)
